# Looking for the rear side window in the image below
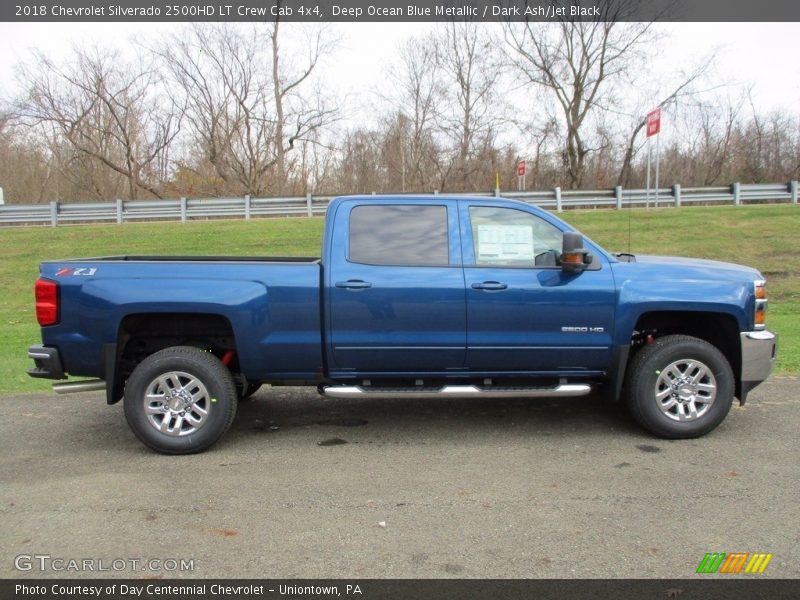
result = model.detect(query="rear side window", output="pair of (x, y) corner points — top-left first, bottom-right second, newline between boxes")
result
(349, 205), (449, 266)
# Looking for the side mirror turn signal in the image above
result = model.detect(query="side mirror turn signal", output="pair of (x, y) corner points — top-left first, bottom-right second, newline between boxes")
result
(561, 232), (593, 273)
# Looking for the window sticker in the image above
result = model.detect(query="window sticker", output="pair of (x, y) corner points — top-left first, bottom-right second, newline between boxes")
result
(476, 225), (534, 261)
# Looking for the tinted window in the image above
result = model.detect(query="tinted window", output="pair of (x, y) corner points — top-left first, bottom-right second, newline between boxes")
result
(349, 205), (449, 266)
(469, 206), (563, 266)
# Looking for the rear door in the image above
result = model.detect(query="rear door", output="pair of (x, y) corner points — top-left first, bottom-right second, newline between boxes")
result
(326, 200), (466, 375)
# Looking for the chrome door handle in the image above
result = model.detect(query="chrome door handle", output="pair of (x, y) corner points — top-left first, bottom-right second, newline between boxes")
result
(471, 281), (508, 291)
(335, 280), (373, 290)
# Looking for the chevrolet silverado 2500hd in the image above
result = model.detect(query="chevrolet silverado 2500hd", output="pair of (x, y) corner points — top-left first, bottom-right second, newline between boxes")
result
(27, 195), (777, 453)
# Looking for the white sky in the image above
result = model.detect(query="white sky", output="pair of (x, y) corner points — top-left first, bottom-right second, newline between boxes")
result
(0, 21), (798, 119)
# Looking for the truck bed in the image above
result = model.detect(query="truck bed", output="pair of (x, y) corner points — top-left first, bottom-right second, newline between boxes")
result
(38, 257), (324, 382)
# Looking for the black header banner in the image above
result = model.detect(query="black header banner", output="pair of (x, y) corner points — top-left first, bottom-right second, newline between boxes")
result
(3, 0), (800, 22)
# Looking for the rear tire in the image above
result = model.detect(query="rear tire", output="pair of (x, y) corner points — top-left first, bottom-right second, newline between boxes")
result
(624, 335), (734, 439)
(124, 346), (237, 454)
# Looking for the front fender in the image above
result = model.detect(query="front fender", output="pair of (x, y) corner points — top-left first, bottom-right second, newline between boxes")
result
(613, 278), (750, 347)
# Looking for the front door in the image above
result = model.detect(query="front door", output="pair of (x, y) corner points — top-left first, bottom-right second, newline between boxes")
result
(460, 203), (616, 375)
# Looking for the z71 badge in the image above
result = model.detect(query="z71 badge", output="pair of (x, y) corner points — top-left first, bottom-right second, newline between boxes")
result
(55, 267), (97, 277)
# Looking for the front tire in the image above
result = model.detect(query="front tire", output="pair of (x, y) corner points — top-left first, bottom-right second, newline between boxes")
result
(124, 346), (237, 454)
(624, 335), (734, 439)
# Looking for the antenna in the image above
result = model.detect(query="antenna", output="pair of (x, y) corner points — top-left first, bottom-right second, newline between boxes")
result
(628, 193), (631, 254)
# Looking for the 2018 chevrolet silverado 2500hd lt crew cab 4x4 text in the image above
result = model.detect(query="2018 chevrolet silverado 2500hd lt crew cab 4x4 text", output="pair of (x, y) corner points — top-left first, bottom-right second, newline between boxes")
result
(27, 196), (778, 453)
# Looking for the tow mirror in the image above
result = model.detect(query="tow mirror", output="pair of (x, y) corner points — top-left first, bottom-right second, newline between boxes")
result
(561, 232), (593, 273)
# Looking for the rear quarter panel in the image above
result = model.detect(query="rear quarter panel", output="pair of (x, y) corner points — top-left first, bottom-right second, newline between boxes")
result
(38, 260), (323, 380)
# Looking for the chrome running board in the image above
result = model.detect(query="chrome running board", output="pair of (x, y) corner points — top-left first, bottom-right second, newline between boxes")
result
(53, 379), (107, 394)
(321, 383), (591, 400)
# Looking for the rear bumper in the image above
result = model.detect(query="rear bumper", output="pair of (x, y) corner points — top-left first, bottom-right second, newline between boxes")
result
(27, 346), (66, 380)
(739, 331), (777, 403)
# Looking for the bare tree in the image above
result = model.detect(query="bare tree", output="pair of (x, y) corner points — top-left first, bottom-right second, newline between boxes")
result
(517, 118), (560, 188)
(269, 22), (339, 192)
(434, 22), (503, 191)
(696, 95), (743, 184)
(333, 127), (385, 193)
(4, 23), (800, 203)
(615, 57), (714, 186)
(732, 92), (798, 184)
(0, 117), (78, 203)
(505, 1), (653, 188)
(162, 24), (275, 195)
(156, 23), (337, 197)
(17, 46), (180, 199)
(381, 34), (443, 192)
(0, 109), (10, 135)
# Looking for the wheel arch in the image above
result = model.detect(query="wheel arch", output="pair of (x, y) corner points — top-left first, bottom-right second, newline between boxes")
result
(611, 310), (742, 403)
(107, 312), (238, 404)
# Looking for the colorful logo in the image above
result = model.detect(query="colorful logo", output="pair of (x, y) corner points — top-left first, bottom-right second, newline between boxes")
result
(696, 552), (773, 574)
(55, 267), (97, 277)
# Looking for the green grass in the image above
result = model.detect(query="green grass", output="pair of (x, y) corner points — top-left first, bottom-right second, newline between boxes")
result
(1, 204), (797, 395)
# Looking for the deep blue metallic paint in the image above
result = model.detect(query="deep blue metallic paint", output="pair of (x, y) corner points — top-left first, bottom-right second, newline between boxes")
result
(610, 257), (758, 347)
(457, 200), (616, 373)
(326, 198), (467, 373)
(39, 260), (323, 380)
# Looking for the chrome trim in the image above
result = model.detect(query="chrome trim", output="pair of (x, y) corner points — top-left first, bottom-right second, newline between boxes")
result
(53, 380), (107, 394)
(740, 330), (777, 383)
(746, 331), (775, 341)
(654, 358), (717, 422)
(142, 371), (211, 437)
(467, 346), (607, 351)
(336, 346), (461, 351)
(321, 383), (591, 400)
(27, 351), (52, 359)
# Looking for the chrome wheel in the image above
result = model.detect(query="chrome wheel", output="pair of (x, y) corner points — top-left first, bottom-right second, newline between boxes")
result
(625, 335), (733, 439)
(125, 347), (237, 454)
(143, 371), (211, 436)
(655, 359), (717, 422)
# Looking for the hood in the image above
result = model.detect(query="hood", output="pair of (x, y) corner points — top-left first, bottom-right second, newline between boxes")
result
(628, 255), (764, 280)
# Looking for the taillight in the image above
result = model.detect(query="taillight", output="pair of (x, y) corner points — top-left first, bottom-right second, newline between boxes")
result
(754, 280), (767, 330)
(35, 279), (59, 326)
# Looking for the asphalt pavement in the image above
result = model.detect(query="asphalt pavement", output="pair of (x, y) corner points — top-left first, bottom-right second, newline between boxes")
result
(1, 377), (798, 579)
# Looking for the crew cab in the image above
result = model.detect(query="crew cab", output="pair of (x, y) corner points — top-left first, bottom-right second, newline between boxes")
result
(27, 196), (778, 453)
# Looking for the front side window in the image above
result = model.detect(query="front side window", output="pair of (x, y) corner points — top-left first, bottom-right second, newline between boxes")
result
(469, 206), (563, 267)
(349, 205), (449, 266)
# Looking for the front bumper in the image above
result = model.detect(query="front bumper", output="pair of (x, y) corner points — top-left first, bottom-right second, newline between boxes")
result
(27, 345), (66, 380)
(739, 330), (778, 402)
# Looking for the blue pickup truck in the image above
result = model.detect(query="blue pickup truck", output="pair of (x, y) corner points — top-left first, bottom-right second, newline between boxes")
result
(28, 195), (777, 453)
